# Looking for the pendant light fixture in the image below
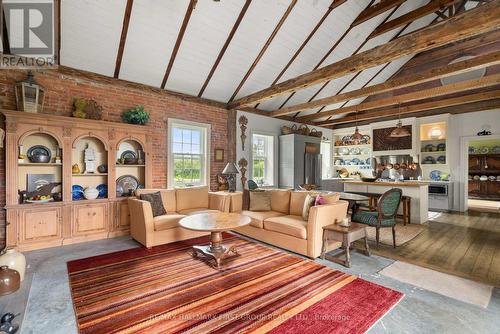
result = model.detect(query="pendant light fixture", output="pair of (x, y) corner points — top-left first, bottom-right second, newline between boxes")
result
(351, 110), (363, 144)
(390, 103), (411, 138)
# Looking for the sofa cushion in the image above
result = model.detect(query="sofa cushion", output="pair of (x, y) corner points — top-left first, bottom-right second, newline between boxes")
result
(249, 191), (272, 211)
(136, 189), (176, 213)
(241, 210), (284, 229)
(302, 194), (316, 221)
(289, 192), (309, 216)
(320, 192), (340, 204)
(271, 190), (291, 214)
(177, 208), (220, 216)
(153, 214), (186, 231)
(140, 192), (167, 217)
(176, 186), (209, 212)
(264, 215), (307, 239)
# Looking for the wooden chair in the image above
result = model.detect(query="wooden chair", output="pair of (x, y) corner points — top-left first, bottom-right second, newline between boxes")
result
(351, 188), (403, 248)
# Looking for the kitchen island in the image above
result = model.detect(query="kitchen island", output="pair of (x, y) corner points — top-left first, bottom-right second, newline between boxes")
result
(342, 180), (429, 224)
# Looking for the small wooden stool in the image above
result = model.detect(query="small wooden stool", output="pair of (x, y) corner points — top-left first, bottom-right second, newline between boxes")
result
(321, 222), (370, 268)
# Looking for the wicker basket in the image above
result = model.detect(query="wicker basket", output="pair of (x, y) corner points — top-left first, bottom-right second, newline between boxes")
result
(297, 124), (310, 136)
(281, 124), (297, 135)
(309, 128), (322, 138)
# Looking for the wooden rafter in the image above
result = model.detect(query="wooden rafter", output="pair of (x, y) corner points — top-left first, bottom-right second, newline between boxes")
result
(228, 0), (297, 102)
(295, 3), (401, 114)
(352, 0), (407, 27)
(298, 74), (500, 122)
(198, 0), (252, 97)
(369, 0), (462, 39)
(274, 0), (376, 110)
(54, 0), (61, 64)
(1, 2), (10, 54)
(275, 46), (500, 118)
(317, 90), (500, 126)
(114, 0), (134, 78)
(161, 0), (196, 89)
(227, 1), (500, 109)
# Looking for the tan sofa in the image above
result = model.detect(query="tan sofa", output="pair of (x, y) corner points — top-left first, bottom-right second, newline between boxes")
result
(128, 186), (230, 247)
(236, 190), (349, 258)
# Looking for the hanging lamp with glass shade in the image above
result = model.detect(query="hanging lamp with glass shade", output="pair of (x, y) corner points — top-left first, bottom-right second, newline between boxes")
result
(351, 111), (363, 144)
(390, 103), (411, 138)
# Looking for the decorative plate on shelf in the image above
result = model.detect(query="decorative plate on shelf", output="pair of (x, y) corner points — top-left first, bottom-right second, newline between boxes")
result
(361, 135), (370, 144)
(339, 147), (350, 155)
(349, 147), (361, 155)
(423, 156), (436, 164)
(96, 184), (108, 198)
(366, 158), (371, 165)
(361, 148), (370, 155)
(488, 176), (496, 181)
(473, 175), (480, 180)
(479, 146), (489, 154)
(26, 198), (53, 204)
(437, 156), (446, 164)
(492, 146), (500, 154)
(423, 144), (434, 152)
(116, 175), (139, 197)
(120, 150), (138, 164)
(436, 143), (446, 151)
(430, 170), (442, 181)
(468, 147), (477, 154)
(351, 158), (361, 165)
(27, 145), (52, 163)
(335, 159), (344, 166)
(72, 185), (84, 200)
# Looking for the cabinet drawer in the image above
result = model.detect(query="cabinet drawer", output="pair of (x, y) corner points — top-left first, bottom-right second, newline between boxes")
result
(73, 204), (108, 236)
(20, 207), (62, 242)
(118, 201), (130, 229)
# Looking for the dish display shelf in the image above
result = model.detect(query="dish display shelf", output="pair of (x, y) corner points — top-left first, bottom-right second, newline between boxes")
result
(332, 132), (373, 177)
(115, 139), (146, 197)
(18, 132), (63, 204)
(419, 122), (448, 166)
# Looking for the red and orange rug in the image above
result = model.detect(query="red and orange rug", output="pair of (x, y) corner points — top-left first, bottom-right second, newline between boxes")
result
(67, 234), (402, 334)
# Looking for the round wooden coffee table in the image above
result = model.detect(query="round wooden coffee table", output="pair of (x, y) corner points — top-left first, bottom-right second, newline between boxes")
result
(179, 212), (251, 268)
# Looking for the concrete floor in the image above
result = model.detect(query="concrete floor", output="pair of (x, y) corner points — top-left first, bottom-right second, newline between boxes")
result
(2, 236), (499, 334)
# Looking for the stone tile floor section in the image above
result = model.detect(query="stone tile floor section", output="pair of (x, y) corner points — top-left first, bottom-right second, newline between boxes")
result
(4, 236), (499, 334)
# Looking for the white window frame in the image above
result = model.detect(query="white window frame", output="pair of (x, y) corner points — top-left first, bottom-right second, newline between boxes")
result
(168, 119), (211, 188)
(250, 132), (276, 187)
(321, 140), (332, 179)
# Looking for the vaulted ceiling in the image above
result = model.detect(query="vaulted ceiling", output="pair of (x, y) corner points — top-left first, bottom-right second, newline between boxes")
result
(3, 0), (496, 128)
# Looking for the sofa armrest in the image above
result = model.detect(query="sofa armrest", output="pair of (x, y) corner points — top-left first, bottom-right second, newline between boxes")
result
(128, 198), (155, 247)
(208, 192), (230, 212)
(306, 200), (349, 258)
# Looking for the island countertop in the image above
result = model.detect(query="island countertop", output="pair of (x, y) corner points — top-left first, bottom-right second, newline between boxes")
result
(342, 180), (430, 187)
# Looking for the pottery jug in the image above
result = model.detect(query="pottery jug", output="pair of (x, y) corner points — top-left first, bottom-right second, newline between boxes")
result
(72, 164), (81, 174)
(0, 249), (26, 281)
(0, 266), (20, 296)
(83, 187), (99, 200)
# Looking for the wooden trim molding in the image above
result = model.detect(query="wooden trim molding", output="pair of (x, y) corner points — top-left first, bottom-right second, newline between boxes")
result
(227, 1), (500, 109)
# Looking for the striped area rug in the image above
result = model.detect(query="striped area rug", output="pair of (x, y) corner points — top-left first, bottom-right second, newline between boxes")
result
(67, 234), (402, 334)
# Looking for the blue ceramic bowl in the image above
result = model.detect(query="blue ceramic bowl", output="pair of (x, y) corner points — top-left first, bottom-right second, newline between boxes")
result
(72, 185), (84, 200)
(96, 184), (108, 198)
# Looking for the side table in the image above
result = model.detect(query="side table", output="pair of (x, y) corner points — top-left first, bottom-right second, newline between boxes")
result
(321, 222), (370, 267)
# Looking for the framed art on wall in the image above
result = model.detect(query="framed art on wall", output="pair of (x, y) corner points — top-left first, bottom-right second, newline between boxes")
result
(214, 148), (224, 162)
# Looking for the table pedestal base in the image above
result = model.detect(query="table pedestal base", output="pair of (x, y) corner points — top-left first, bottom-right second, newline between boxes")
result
(190, 231), (239, 269)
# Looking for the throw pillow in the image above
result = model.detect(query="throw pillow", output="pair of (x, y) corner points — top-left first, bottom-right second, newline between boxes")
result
(140, 192), (167, 217)
(249, 191), (272, 211)
(302, 194), (316, 221)
(315, 195), (326, 206)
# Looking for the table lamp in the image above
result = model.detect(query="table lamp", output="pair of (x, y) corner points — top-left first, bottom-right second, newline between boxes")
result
(222, 162), (239, 192)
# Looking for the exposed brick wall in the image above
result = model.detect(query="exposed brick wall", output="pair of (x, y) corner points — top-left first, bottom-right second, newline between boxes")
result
(0, 68), (231, 247)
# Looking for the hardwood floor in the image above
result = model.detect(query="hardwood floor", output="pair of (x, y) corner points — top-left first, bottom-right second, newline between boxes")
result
(360, 211), (500, 287)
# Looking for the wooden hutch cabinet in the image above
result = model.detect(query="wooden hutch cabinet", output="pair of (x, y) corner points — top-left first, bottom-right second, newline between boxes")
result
(2, 110), (152, 251)
(468, 153), (500, 200)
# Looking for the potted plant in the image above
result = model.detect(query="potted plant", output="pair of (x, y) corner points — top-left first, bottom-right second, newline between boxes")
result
(122, 105), (150, 125)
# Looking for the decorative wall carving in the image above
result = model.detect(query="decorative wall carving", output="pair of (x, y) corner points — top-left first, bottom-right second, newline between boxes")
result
(238, 115), (248, 151)
(373, 126), (412, 151)
(63, 127), (72, 137)
(238, 158), (248, 189)
(5, 121), (17, 133)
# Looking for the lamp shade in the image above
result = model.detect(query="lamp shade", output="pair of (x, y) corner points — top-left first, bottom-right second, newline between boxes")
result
(390, 120), (411, 138)
(222, 162), (239, 174)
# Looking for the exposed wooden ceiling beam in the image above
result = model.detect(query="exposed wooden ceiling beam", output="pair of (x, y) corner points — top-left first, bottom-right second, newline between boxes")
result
(114, 0), (134, 78)
(267, 0), (346, 88)
(274, 0), (376, 110)
(1, 3), (10, 54)
(317, 90), (500, 126)
(294, 4), (402, 116)
(228, 1), (500, 109)
(161, 0), (196, 89)
(352, 0), (407, 27)
(298, 74), (500, 122)
(332, 98), (500, 129)
(55, 0), (61, 64)
(272, 50), (500, 117)
(369, 0), (462, 39)
(228, 0), (297, 102)
(198, 0), (252, 97)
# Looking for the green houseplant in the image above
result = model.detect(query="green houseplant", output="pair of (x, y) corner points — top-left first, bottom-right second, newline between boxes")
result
(122, 105), (150, 125)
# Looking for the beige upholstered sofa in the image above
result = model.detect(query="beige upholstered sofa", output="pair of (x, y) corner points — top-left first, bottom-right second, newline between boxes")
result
(128, 186), (230, 247)
(236, 190), (349, 258)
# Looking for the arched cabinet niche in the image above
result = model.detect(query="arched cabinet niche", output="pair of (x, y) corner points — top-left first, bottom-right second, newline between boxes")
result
(18, 131), (63, 203)
(72, 136), (109, 200)
(115, 137), (146, 197)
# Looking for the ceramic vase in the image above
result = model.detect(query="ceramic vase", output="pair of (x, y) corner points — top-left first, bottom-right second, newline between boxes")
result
(0, 266), (20, 296)
(0, 248), (26, 281)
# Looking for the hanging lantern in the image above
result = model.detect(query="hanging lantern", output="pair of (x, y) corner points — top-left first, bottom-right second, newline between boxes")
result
(351, 111), (363, 144)
(390, 103), (411, 138)
(15, 71), (45, 113)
